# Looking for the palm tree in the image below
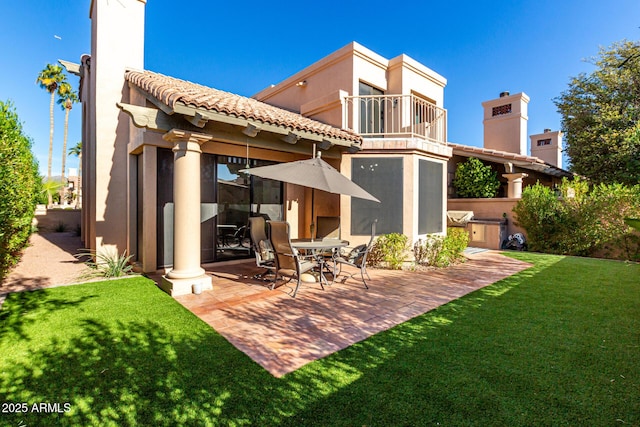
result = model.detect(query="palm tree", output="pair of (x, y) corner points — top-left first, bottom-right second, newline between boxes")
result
(41, 178), (63, 208)
(68, 141), (82, 208)
(56, 82), (78, 181)
(36, 64), (67, 179)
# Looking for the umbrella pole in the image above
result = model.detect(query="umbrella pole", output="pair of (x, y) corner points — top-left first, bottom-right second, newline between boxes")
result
(310, 188), (315, 241)
(310, 143), (316, 240)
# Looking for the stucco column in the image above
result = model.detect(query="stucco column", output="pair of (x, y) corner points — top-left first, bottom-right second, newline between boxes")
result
(502, 172), (528, 199)
(160, 129), (213, 296)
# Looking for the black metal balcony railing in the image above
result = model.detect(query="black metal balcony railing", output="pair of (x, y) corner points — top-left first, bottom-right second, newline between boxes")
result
(343, 94), (447, 144)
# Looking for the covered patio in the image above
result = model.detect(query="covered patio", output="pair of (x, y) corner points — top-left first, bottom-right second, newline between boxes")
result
(171, 250), (531, 377)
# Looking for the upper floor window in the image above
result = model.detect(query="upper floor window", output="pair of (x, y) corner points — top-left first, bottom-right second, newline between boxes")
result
(537, 138), (552, 146)
(492, 104), (512, 116)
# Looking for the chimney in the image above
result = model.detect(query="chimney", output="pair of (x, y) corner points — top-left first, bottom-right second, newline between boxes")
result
(84, 0), (147, 255)
(530, 130), (563, 168)
(481, 92), (530, 155)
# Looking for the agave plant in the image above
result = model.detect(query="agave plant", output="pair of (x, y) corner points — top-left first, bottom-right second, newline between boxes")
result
(75, 248), (134, 278)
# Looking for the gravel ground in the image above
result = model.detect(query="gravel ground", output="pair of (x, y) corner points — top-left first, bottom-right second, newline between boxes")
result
(1, 232), (89, 299)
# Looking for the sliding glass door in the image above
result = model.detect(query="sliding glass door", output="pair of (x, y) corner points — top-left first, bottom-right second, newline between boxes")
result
(156, 150), (282, 267)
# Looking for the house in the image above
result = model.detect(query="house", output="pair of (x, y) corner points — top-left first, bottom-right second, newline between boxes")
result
(67, 0), (568, 296)
(64, 0), (454, 296)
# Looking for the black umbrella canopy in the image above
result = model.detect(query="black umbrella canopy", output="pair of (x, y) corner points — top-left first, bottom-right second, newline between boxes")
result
(240, 155), (380, 203)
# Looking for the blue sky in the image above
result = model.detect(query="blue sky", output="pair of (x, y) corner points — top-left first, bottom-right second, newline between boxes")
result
(1, 0), (639, 177)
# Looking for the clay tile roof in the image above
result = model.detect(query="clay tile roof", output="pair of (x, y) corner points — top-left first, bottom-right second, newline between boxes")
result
(125, 70), (362, 144)
(449, 142), (573, 177)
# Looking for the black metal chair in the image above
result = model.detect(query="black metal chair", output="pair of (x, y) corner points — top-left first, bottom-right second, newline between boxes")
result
(267, 220), (321, 297)
(333, 219), (377, 288)
(248, 216), (276, 284)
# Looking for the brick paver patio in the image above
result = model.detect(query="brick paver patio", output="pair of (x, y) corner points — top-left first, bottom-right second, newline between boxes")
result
(174, 251), (531, 377)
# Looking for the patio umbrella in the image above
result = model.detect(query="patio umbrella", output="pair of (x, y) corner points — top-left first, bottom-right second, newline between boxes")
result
(239, 154), (380, 203)
(240, 153), (380, 237)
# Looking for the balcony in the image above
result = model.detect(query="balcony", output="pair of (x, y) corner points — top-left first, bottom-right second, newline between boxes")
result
(343, 94), (447, 145)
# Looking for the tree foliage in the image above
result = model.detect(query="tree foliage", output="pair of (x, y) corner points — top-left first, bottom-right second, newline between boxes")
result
(554, 40), (640, 185)
(453, 157), (500, 198)
(0, 101), (40, 278)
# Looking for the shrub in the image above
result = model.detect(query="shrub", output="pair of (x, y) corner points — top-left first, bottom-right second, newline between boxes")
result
(414, 228), (469, 267)
(442, 227), (470, 264)
(512, 183), (568, 253)
(370, 233), (409, 270)
(453, 157), (500, 198)
(413, 235), (444, 266)
(514, 178), (640, 259)
(0, 101), (40, 279)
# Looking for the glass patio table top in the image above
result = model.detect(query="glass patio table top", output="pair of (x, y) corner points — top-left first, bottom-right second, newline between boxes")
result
(290, 238), (349, 251)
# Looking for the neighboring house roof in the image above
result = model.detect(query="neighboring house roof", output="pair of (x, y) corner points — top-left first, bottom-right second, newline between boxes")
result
(124, 70), (362, 145)
(450, 142), (573, 178)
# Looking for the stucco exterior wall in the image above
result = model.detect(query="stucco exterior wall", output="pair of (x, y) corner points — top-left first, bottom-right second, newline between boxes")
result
(254, 42), (447, 132)
(387, 54), (446, 106)
(253, 44), (359, 117)
(34, 209), (82, 233)
(86, 0), (145, 257)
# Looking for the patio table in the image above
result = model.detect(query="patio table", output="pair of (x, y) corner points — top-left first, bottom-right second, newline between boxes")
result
(291, 239), (349, 285)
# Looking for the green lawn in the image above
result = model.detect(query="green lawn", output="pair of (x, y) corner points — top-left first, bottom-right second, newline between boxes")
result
(0, 253), (638, 426)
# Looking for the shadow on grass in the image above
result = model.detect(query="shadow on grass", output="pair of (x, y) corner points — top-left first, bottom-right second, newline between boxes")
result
(0, 289), (95, 340)
(2, 256), (637, 425)
(0, 317), (286, 426)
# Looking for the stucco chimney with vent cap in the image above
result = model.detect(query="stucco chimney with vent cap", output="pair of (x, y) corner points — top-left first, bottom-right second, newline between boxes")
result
(482, 91), (529, 155)
(530, 129), (563, 168)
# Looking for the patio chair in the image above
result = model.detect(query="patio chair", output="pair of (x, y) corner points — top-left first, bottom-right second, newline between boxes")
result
(316, 216), (341, 239)
(267, 220), (322, 297)
(248, 216), (276, 284)
(333, 219), (377, 288)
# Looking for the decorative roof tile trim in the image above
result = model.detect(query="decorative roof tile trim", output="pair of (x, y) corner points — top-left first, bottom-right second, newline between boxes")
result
(125, 70), (361, 144)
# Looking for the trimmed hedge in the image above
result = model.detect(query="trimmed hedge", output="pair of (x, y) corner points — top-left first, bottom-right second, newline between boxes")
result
(0, 101), (40, 279)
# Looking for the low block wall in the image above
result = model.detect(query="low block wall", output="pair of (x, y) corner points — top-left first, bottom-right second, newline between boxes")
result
(34, 207), (81, 233)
